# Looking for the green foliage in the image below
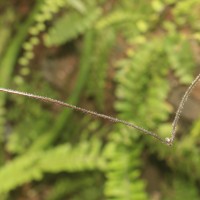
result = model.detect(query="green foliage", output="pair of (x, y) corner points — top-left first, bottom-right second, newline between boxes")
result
(166, 36), (196, 84)
(0, 0), (41, 149)
(164, 177), (199, 200)
(172, 0), (200, 29)
(18, 0), (93, 77)
(113, 35), (200, 183)
(46, 174), (104, 200)
(96, 1), (163, 43)
(6, 80), (56, 154)
(0, 9), (14, 57)
(0, 0), (200, 199)
(104, 139), (148, 200)
(18, 0), (67, 67)
(0, 138), (105, 194)
(115, 40), (172, 138)
(86, 30), (116, 111)
(44, 9), (101, 46)
(154, 122), (200, 180)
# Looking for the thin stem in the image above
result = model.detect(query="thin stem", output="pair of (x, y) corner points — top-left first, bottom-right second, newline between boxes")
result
(1, 74), (200, 146)
(0, 88), (166, 143)
(170, 73), (200, 144)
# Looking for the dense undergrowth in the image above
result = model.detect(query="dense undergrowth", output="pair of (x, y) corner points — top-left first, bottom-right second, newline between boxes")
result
(0, 0), (200, 199)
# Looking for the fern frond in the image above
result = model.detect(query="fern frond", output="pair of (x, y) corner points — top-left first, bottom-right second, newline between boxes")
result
(166, 37), (196, 84)
(104, 140), (148, 200)
(115, 40), (171, 139)
(18, 0), (66, 68)
(18, 0), (90, 74)
(96, 10), (132, 30)
(44, 9), (101, 46)
(0, 138), (105, 194)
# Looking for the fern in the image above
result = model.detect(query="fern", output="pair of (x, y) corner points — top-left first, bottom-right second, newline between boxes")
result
(1, 1), (200, 199)
(18, 0), (67, 67)
(18, 0), (92, 79)
(115, 40), (171, 139)
(0, 1), (41, 145)
(158, 130), (200, 179)
(6, 80), (57, 154)
(114, 37), (200, 179)
(44, 118), (109, 200)
(114, 35), (199, 182)
(173, 0), (200, 29)
(104, 138), (148, 200)
(44, 8), (101, 46)
(96, 1), (162, 44)
(85, 30), (116, 111)
(96, 11), (133, 30)
(0, 138), (105, 194)
(166, 36), (196, 84)
(26, 30), (96, 151)
(164, 177), (199, 200)
(145, 118), (200, 180)
(46, 174), (104, 200)
(19, 0), (103, 69)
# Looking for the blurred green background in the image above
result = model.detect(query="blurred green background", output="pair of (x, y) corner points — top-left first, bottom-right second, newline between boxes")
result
(0, 0), (200, 199)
